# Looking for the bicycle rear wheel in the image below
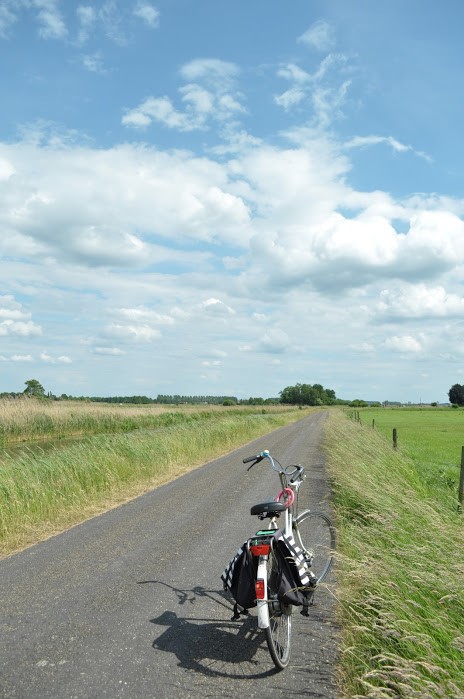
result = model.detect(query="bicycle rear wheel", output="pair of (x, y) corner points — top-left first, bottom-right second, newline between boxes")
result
(293, 510), (335, 583)
(264, 548), (292, 670)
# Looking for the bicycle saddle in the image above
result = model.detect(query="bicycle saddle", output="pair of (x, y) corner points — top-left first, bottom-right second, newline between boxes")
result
(250, 501), (286, 516)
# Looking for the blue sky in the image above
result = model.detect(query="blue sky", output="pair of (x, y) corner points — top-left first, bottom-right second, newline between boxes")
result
(1, 0), (464, 402)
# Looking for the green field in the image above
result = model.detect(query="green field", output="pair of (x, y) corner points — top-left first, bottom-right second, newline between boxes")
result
(357, 407), (463, 507)
(326, 408), (463, 698)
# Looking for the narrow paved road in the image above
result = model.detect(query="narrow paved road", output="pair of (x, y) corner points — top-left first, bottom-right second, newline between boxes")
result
(0, 412), (338, 698)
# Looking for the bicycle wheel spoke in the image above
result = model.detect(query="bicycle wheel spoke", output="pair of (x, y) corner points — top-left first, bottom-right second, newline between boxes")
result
(293, 511), (335, 583)
(264, 549), (292, 669)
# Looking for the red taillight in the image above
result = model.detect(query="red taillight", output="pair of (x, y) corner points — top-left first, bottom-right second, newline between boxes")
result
(255, 579), (265, 600)
(250, 543), (271, 556)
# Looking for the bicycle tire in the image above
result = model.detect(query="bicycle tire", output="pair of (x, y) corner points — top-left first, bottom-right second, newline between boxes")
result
(264, 547), (292, 670)
(293, 510), (335, 583)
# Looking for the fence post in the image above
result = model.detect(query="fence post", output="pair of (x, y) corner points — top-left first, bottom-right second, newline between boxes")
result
(372, 419), (375, 430)
(393, 428), (397, 449)
(459, 447), (464, 513)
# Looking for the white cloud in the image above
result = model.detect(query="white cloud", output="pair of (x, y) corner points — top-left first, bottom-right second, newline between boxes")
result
(384, 335), (424, 354)
(81, 52), (107, 74)
(0, 295), (31, 320)
(11, 354), (33, 362)
(274, 54), (352, 126)
(105, 323), (161, 342)
(0, 140), (251, 269)
(199, 298), (235, 316)
(297, 19), (335, 52)
(133, 2), (159, 28)
(0, 2), (18, 39)
(345, 135), (432, 163)
(180, 58), (239, 86)
(376, 284), (464, 320)
(94, 347), (126, 355)
(99, 0), (127, 46)
(76, 5), (97, 44)
(0, 320), (42, 337)
(0, 157), (15, 180)
(40, 351), (72, 363)
(116, 307), (174, 324)
(33, 0), (68, 40)
(123, 58), (244, 132)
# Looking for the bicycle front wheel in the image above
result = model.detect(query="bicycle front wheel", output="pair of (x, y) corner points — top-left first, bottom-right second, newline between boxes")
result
(264, 548), (292, 670)
(293, 510), (335, 583)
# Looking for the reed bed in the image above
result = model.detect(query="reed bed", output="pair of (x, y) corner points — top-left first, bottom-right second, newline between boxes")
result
(0, 398), (245, 445)
(0, 407), (310, 556)
(325, 410), (463, 698)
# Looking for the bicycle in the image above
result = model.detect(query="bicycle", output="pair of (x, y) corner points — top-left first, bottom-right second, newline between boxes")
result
(223, 449), (335, 670)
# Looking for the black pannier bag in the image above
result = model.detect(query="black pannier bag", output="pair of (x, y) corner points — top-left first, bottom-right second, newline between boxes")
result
(221, 529), (317, 619)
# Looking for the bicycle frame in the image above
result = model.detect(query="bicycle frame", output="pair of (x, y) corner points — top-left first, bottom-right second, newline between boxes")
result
(247, 451), (305, 630)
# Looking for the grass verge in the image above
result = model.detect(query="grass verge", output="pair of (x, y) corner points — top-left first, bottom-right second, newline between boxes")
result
(325, 410), (463, 698)
(0, 407), (312, 557)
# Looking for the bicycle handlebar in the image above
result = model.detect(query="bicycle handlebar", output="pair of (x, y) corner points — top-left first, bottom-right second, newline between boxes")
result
(243, 450), (305, 479)
(243, 454), (263, 464)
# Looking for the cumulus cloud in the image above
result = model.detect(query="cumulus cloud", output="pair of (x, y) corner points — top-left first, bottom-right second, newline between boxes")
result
(40, 351), (72, 363)
(0, 320), (41, 336)
(376, 284), (464, 320)
(384, 335), (424, 354)
(123, 58), (244, 132)
(199, 298), (235, 316)
(105, 323), (161, 342)
(0, 140), (251, 268)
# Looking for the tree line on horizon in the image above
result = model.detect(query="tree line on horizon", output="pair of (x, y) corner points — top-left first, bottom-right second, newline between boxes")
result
(0, 379), (352, 407)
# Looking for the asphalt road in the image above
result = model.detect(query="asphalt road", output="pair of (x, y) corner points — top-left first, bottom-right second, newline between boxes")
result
(0, 412), (339, 698)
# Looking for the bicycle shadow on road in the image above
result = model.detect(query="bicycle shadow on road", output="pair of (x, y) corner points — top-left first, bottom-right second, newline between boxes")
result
(139, 580), (278, 679)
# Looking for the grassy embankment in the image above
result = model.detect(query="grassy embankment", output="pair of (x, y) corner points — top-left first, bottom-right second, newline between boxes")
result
(0, 400), (312, 557)
(325, 408), (463, 698)
(0, 399), (251, 446)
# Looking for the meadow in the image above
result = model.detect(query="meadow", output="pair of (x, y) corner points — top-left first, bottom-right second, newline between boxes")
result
(325, 408), (463, 698)
(357, 406), (463, 506)
(0, 399), (311, 556)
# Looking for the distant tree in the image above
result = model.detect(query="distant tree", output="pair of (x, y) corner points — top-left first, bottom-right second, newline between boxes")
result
(279, 382), (337, 406)
(24, 379), (46, 398)
(448, 384), (464, 406)
(349, 399), (368, 407)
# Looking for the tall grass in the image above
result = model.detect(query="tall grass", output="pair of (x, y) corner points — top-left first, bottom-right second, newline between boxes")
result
(0, 398), (271, 445)
(0, 408), (312, 557)
(325, 411), (463, 698)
